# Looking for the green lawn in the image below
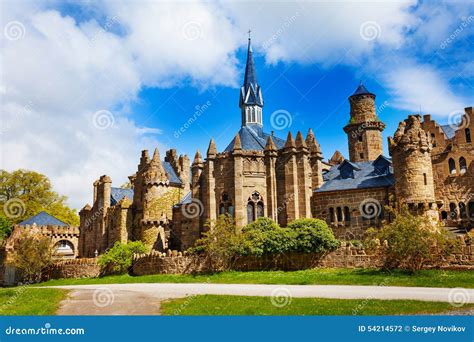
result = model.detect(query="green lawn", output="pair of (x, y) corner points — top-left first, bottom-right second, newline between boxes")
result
(0, 288), (67, 315)
(161, 295), (473, 315)
(37, 268), (474, 288)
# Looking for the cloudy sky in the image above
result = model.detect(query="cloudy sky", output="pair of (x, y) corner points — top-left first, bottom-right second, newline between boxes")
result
(1, 0), (473, 210)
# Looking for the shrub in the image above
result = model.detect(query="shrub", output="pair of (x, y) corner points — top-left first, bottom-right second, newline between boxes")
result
(10, 231), (53, 283)
(189, 215), (242, 271)
(365, 208), (459, 273)
(0, 216), (12, 241)
(287, 218), (340, 254)
(98, 241), (148, 274)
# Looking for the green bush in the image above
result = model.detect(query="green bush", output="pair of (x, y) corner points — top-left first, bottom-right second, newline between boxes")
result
(287, 218), (340, 254)
(365, 208), (459, 273)
(98, 241), (148, 274)
(0, 216), (12, 241)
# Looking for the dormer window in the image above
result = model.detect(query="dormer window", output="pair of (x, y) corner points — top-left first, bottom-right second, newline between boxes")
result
(373, 155), (391, 175)
(338, 160), (360, 179)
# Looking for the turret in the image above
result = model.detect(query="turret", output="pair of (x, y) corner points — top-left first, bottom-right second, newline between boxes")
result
(191, 150), (204, 199)
(306, 128), (324, 190)
(389, 115), (436, 213)
(343, 84), (385, 162)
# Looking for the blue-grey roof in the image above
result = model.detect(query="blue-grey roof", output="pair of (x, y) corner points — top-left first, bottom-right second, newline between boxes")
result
(162, 161), (182, 185)
(316, 156), (394, 192)
(176, 191), (192, 206)
(244, 38), (258, 92)
(224, 124), (286, 152)
(19, 211), (68, 226)
(440, 124), (456, 139)
(111, 187), (134, 205)
(351, 84), (374, 97)
(240, 38), (263, 107)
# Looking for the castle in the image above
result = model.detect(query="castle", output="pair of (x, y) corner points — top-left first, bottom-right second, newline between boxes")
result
(78, 38), (473, 257)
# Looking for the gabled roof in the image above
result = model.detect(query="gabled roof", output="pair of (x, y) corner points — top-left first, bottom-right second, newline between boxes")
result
(440, 124), (456, 139)
(111, 187), (134, 206)
(316, 157), (394, 193)
(224, 124), (286, 152)
(19, 211), (68, 226)
(162, 161), (182, 184)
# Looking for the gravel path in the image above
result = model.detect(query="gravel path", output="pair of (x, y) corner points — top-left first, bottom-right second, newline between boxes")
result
(48, 283), (473, 315)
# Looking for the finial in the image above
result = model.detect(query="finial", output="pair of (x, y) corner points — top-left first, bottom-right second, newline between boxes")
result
(248, 29), (251, 40)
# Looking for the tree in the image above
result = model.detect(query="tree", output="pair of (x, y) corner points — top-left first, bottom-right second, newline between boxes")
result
(0, 169), (79, 226)
(365, 208), (459, 273)
(9, 231), (53, 283)
(0, 216), (13, 241)
(98, 241), (148, 274)
(287, 218), (340, 254)
(190, 215), (242, 271)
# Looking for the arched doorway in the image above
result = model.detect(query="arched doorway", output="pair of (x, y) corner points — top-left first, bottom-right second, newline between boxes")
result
(54, 240), (75, 258)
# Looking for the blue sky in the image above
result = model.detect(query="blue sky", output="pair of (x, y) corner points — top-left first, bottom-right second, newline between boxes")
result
(1, 0), (473, 209)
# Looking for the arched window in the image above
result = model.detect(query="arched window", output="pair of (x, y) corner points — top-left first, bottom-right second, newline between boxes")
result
(329, 208), (335, 223)
(431, 133), (437, 147)
(449, 203), (457, 219)
(251, 108), (256, 122)
(459, 157), (467, 174)
(219, 203), (225, 215)
(54, 240), (74, 257)
(228, 205), (234, 217)
(256, 202), (264, 218)
(441, 211), (448, 220)
(336, 207), (343, 222)
(219, 193), (233, 217)
(344, 207), (350, 224)
(247, 203), (255, 223)
(459, 202), (467, 219)
(466, 128), (471, 143)
(448, 158), (456, 175)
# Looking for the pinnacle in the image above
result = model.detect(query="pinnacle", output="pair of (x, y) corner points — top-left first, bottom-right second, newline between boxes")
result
(207, 139), (217, 156)
(284, 132), (296, 149)
(265, 135), (277, 151)
(233, 133), (242, 150)
(295, 131), (307, 148)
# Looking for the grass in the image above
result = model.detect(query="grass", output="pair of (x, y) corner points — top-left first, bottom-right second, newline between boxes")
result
(0, 287), (67, 315)
(37, 268), (474, 288)
(160, 295), (473, 315)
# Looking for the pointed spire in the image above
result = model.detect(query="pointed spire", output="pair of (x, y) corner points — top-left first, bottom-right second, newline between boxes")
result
(306, 128), (322, 153)
(193, 150), (203, 165)
(244, 35), (257, 90)
(265, 135), (277, 152)
(207, 139), (217, 157)
(151, 148), (160, 163)
(284, 132), (296, 149)
(295, 131), (307, 149)
(233, 133), (242, 150)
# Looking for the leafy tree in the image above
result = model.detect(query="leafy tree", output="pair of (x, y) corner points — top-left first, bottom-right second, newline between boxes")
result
(9, 231), (53, 283)
(0, 216), (13, 241)
(365, 208), (459, 273)
(189, 215), (243, 271)
(120, 182), (132, 189)
(287, 218), (340, 254)
(0, 169), (79, 225)
(98, 241), (148, 274)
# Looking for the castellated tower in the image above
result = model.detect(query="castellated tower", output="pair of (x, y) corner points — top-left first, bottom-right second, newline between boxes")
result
(388, 115), (437, 215)
(343, 84), (385, 162)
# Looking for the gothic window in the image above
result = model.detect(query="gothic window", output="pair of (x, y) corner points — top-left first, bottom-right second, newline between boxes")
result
(459, 202), (467, 219)
(466, 128), (471, 143)
(219, 193), (233, 217)
(448, 158), (456, 175)
(459, 157), (467, 174)
(219, 203), (225, 215)
(251, 108), (256, 122)
(256, 202), (264, 218)
(344, 207), (350, 224)
(329, 207), (335, 223)
(336, 207), (343, 222)
(228, 205), (234, 217)
(431, 133), (436, 147)
(449, 203), (457, 219)
(247, 203), (255, 223)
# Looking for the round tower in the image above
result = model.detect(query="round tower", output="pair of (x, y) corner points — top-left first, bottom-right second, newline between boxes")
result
(388, 115), (437, 215)
(343, 84), (385, 162)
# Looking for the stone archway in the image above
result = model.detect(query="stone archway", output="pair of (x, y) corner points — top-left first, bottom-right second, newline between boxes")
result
(53, 240), (76, 259)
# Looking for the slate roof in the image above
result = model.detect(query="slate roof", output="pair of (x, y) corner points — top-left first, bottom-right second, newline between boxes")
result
(316, 156), (394, 193)
(162, 161), (182, 185)
(110, 187), (134, 205)
(224, 124), (286, 152)
(440, 124), (456, 139)
(351, 84), (375, 97)
(240, 38), (263, 107)
(176, 191), (192, 206)
(19, 211), (68, 226)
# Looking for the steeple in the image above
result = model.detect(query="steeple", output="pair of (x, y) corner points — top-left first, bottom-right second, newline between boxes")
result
(240, 34), (263, 127)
